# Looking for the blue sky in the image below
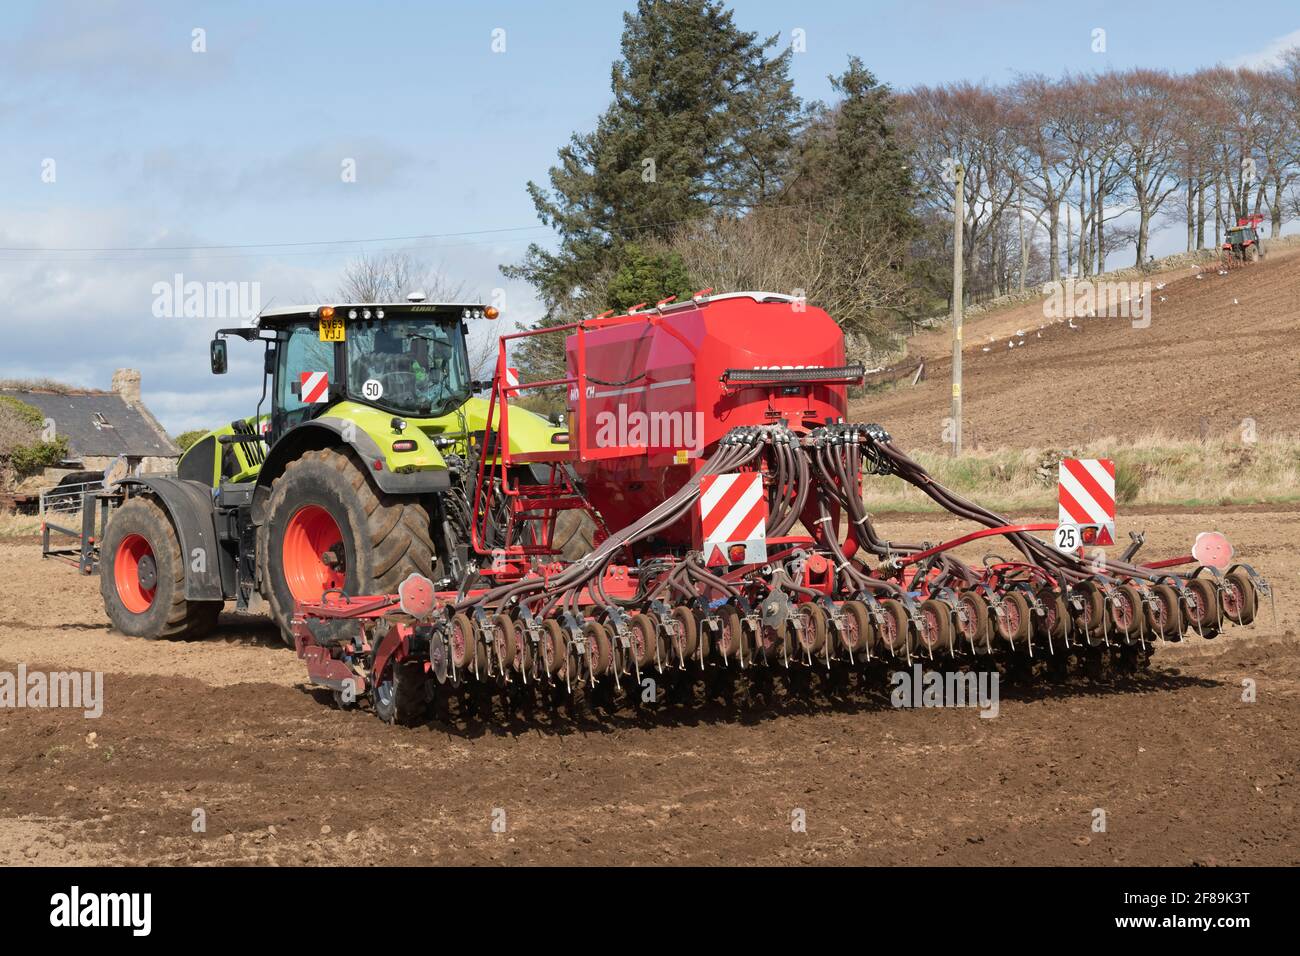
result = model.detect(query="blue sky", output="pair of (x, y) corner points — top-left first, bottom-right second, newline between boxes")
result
(2, 0), (1296, 433)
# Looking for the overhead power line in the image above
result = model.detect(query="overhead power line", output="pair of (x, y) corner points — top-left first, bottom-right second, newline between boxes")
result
(0, 196), (844, 263)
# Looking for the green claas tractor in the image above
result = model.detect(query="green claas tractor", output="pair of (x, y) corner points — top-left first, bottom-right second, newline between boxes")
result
(98, 300), (563, 644)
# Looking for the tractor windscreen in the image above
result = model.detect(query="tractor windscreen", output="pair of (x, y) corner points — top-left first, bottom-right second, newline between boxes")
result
(346, 318), (470, 417)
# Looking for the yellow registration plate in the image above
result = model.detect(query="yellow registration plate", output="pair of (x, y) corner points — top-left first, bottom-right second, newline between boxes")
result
(319, 316), (346, 342)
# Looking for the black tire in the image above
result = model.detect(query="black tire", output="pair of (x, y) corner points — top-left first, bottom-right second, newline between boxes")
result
(373, 660), (430, 726)
(713, 607), (747, 663)
(916, 598), (953, 656)
(1222, 570), (1257, 626)
(1036, 588), (1069, 645)
(540, 619), (567, 676)
(1148, 583), (1184, 638)
(838, 601), (873, 657)
(956, 592), (992, 653)
(258, 448), (435, 646)
(1072, 581), (1106, 645)
(629, 612), (659, 668)
(100, 496), (223, 639)
(876, 598), (911, 658)
(669, 605), (700, 662)
(584, 619), (613, 677)
(795, 602), (827, 655)
(1183, 577), (1223, 637)
(1110, 584), (1146, 642)
(994, 591), (1032, 646)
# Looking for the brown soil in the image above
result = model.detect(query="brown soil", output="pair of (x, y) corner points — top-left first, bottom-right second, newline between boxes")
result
(1, 504), (1296, 866)
(853, 253), (1300, 450)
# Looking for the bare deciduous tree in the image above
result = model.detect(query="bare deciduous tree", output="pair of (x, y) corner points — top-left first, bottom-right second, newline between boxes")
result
(337, 251), (468, 304)
(658, 202), (914, 342)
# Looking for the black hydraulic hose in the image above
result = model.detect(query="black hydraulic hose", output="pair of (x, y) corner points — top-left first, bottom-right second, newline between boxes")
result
(458, 433), (766, 614)
(871, 438), (1160, 583)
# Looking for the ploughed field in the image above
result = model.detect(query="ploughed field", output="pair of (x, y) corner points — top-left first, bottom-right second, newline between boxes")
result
(0, 504), (1295, 865)
(855, 252), (1300, 450)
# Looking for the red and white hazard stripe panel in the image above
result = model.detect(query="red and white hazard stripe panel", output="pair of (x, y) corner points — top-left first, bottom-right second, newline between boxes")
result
(699, 472), (768, 565)
(504, 367), (521, 388)
(301, 371), (330, 404)
(1058, 458), (1115, 546)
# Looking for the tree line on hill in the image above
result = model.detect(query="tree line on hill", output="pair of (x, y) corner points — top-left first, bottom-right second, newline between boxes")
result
(505, 0), (1300, 376)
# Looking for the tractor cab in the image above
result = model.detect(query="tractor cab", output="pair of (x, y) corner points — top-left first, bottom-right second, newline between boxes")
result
(188, 301), (499, 489)
(212, 302), (489, 443)
(1224, 225), (1257, 246)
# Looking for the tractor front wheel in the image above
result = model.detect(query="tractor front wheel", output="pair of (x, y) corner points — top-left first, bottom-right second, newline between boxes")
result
(100, 496), (222, 639)
(259, 448), (435, 646)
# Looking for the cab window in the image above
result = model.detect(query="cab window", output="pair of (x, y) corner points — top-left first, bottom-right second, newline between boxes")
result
(277, 325), (336, 413)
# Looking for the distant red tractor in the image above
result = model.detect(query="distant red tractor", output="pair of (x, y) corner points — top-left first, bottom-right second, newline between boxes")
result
(1222, 214), (1267, 264)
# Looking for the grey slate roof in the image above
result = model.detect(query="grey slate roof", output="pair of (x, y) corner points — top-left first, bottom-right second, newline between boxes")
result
(0, 390), (179, 458)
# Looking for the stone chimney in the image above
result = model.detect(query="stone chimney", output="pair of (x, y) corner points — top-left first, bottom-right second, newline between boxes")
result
(112, 368), (142, 406)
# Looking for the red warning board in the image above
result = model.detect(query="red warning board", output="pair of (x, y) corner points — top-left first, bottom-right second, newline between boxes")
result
(301, 371), (330, 404)
(1057, 458), (1115, 548)
(700, 472), (767, 566)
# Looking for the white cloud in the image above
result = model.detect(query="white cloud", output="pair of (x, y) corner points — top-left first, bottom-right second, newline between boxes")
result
(0, 206), (546, 435)
(1227, 29), (1300, 69)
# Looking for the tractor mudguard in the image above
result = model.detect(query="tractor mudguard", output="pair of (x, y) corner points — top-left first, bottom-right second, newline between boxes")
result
(250, 418), (452, 523)
(116, 476), (227, 601)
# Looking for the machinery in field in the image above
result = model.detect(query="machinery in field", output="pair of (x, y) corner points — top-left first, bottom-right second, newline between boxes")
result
(287, 292), (1272, 725)
(96, 300), (562, 644)
(1222, 214), (1267, 265)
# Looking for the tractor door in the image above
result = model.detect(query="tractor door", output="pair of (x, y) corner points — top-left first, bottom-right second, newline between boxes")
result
(271, 322), (340, 443)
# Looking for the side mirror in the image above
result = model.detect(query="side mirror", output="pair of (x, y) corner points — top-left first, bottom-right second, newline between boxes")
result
(210, 338), (228, 375)
(264, 345), (277, 375)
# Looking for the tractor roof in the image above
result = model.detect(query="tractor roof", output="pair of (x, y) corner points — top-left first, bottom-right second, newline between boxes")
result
(255, 302), (489, 326)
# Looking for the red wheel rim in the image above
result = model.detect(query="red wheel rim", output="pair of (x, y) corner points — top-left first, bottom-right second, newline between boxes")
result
(1044, 600), (1059, 632)
(1000, 600), (1021, 637)
(282, 505), (345, 602)
(839, 615), (861, 651)
(1222, 582), (1243, 619)
(1189, 589), (1209, 624)
(798, 610), (817, 650)
(879, 613), (898, 650)
(920, 608), (941, 648)
(1111, 594), (1134, 630)
(957, 601), (976, 639)
(114, 532), (156, 614)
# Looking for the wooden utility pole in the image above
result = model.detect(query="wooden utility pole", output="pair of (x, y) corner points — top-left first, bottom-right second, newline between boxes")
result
(951, 163), (965, 457)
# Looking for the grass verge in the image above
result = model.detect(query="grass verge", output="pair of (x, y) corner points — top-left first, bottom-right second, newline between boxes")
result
(864, 434), (1300, 514)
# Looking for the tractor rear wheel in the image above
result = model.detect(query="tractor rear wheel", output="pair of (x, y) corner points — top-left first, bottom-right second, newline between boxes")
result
(100, 496), (222, 639)
(259, 448), (435, 646)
